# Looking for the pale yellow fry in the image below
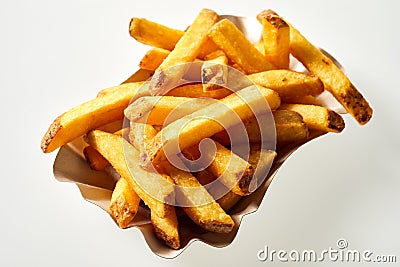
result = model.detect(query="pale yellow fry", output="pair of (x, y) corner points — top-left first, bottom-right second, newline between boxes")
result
(208, 19), (276, 74)
(149, 9), (219, 95)
(143, 85), (280, 167)
(85, 130), (174, 218)
(258, 10), (290, 69)
(129, 17), (217, 59)
(289, 22), (372, 124)
(41, 82), (147, 153)
(109, 177), (140, 229)
(280, 104), (345, 133)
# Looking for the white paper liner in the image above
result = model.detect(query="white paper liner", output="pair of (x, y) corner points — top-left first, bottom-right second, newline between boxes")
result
(52, 15), (346, 258)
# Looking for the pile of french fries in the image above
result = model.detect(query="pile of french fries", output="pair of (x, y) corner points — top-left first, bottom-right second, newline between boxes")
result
(41, 9), (372, 250)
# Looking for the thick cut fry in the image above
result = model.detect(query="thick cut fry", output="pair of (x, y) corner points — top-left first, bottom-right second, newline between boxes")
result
(245, 148), (277, 192)
(109, 177), (141, 229)
(212, 110), (309, 147)
(202, 50), (229, 91)
(208, 19), (276, 74)
(143, 86), (280, 168)
(182, 140), (254, 196)
(283, 95), (321, 106)
(289, 23), (372, 124)
(195, 170), (242, 211)
(257, 10), (290, 69)
(280, 104), (345, 133)
(139, 48), (170, 72)
(254, 41), (265, 55)
(247, 70), (324, 101)
(163, 164), (234, 233)
(130, 123), (234, 232)
(129, 17), (217, 59)
(85, 130), (174, 218)
(83, 146), (110, 171)
(151, 207), (180, 249)
(125, 96), (216, 125)
(41, 82), (147, 153)
(167, 83), (231, 99)
(149, 9), (219, 95)
(121, 69), (153, 85)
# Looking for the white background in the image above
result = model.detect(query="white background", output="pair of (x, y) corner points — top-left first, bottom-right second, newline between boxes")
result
(1, 0), (400, 266)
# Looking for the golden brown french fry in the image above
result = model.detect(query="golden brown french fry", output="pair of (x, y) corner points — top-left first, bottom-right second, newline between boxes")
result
(41, 82), (147, 153)
(212, 110), (309, 147)
(288, 21), (372, 124)
(143, 85), (280, 167)
(130, 123), (234, 233)
(182, 140), (254, 196)
(195, 170), (242, 211)
(163, 164), (234, 233)
(129, 17), (217, 59)
(85, 130), (175, 218)
(257, 10), (290, 69)
(139, 48), (170, 72)
(254, 41), (265, 55)
(245, 147), (277, 192)
(121, 69), (153, 85)
(280, 104), (345, 133)
(247, 70), (324, 101)
(151, 206), (180, 249)
(149, 9), (219, 95)
(83, 146), (111, 171)
(109, 177), (141, 229)
(208, 19), (276, 74)
(96, 120), (124, 133)
(283, 95), (322, 106)
(125, 96), (216, 125)
(202, 50), (229, 91)
(167, 83), (231, 99)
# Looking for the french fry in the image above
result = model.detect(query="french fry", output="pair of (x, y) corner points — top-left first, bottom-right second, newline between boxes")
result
(163, 164), (234, 233)
(130, 123), (234, 233)
(125, 96), (216, 125)
(41, 82), (148, 153)
(202, 50), (229, 91)
(247, 70), (324, 101)
(151, 207), (180, 249)
(85, 130), (175, 218)
(212, 110), (309, 147)
(257, 10), (290, 69)
(245, 147), (277, 191)
(121, 68), (153, 85)
(208, 19), (276, 74)
(143, 85), (280, 167)
(288, 21), (372, 124)
(129, 17), (218, 59)
(139, 48), (170, 72)
(283, 95), (322, 106)
(280, 104), (345, 133)
(109, 177), (141, 229)
(182, 140), (255, 196)
(195, 170), (242, 211)
(149, 9), (219, 95)
(83, 146), (110, 171)
(167, 83), (231, 99)
(254, 41), (265, 55)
